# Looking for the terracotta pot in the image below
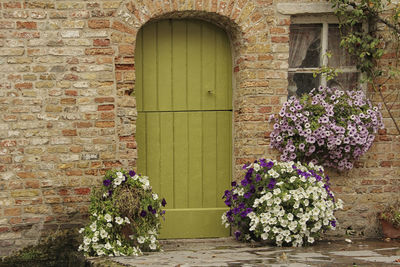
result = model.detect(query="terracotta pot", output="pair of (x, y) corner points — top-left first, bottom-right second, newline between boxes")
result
(380, 219), (400, 239)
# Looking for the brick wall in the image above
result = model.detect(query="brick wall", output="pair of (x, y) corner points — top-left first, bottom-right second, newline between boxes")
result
(0, 0), (398, 255)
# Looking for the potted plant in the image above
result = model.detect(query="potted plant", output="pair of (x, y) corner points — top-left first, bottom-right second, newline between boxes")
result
(222, 159), (343, 247)
(378, 201), (400, 239)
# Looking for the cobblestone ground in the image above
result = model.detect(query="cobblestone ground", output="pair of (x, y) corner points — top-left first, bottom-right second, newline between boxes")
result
(89, 238), (400, 266)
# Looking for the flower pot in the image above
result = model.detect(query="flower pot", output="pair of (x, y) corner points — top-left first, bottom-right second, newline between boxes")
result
(380, 219), (400, 239)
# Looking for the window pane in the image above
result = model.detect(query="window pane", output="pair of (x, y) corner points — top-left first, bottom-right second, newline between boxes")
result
(289, 24), (322, 68)
(327, 72), (359, 90)
(328, 24), (357, 67)
(288, 72), (320, 97)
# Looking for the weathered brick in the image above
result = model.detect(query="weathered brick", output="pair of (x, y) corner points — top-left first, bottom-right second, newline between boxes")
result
(88, 19), (110, 29)
(4, 208), (21, 217)
(16, 21), (37, 29)
(95, 121), (115, 128)
(93, 39), (110, 46)
(11, 189), (40, 198)
(62, 129), (77, 136)
(98, 104), (114, 111)
(111, 21), (135, 34)
(85, 48), (114, 55)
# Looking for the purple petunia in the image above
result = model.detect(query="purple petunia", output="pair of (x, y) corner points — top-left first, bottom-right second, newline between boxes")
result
(103, 179), (111, 187)
(140, 210), (147, 217)
(129, 170), (136, 177)
(161, 198), (167, 207)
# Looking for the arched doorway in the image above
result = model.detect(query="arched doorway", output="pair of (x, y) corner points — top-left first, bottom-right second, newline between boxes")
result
(136, 19), (232, 238)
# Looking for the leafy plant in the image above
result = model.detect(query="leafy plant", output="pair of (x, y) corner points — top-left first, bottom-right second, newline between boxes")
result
(0, 229), (84, 267)
(379, 200), (400, 229)
(79, 169), (166, 257)
(270, 86), (383, 170)
(222, 159), (343, 247)
(330, 0), (400, 134)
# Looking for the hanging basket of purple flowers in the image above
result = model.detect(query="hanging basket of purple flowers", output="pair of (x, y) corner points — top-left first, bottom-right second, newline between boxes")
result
(79, 169), (166, 257)
(270, 87), (384, 170)
(222, 159), (343, 247)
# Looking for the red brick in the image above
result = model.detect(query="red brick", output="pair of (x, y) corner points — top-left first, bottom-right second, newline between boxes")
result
(9, 217), (22, 224)
(74, 188), (90, 195)
(271, 36), (289, 43)
(3, 2), (22, 8)
(126, 142), (136, 149)
(16, 21), (37, 29)
(119, 44), (134, 55)
(116, 64), (134, 70)
(25, 180), (40, 189)
(95, 97), (114, 103)
(0, 227), (10, 233)
(13, 32), (40, 38)
(119, 136), (135, 141)
(58, 189), (70, 196)
(98, 104), (114, 111)
(1, 140), (16, 147)
(95, 121), (115, 128)
(15, 82), (33, 89)
(4, 208), (21, 216)
(65, 90), (78, 96)
(62, 129), (77, 136)
(17, 172), (36, 179)
(75, 122), (92, 128)
(66, 169), (82, 176)
(112, 21), (136, 34)
(0, 21), (15, 29)
(93, 39), (110, 46)
(85, 169), (98, 175)
(258, 106), (272, 113)
(88, 19), (110, 29)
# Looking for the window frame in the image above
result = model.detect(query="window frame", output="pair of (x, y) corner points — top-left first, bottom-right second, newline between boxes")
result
(289, 15), (365, 90)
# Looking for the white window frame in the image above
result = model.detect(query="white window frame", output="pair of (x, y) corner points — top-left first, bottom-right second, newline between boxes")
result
(289, 15), (365, 90)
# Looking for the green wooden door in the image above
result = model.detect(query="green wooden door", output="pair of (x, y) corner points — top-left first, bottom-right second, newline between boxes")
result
(136, 19), (232, 238)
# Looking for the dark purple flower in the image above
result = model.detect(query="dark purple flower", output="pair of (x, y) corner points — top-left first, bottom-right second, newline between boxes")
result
(224, 199), (231, 207)
(266, 161), (274, 169)
(233, 207), (240, 215)
(161, 198), (167, 207)
(223, 190), (231, 198)
(129, 170), (136, 177)
(241, 179), (249, 187)
(140, 210), (147, 217)
(148, 205), (153, 212)
(259, 158), (267, 167)
(242, 164), (249, 170)
(245, 168), (254, 179)
(255, 174), (261, 182)
(161, 210), (166, 215)
(231, 181), (237, 187)
(250, 185), (256, 194)
(151, 209), (156, 215)
(244, 192), (252, 199)
(330, 220), (336, 227)
(232, 194), (238, 200)
(234, 230), (241, 240)
(267, 178), (277, 189)
(103, 179), (111, 187)
(238, 203), (245, 209)
(108, 190), (113, 196)
(258, 186), (264, 191)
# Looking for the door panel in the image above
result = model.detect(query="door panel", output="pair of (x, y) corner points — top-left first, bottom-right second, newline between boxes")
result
(136, 19), (232, 238)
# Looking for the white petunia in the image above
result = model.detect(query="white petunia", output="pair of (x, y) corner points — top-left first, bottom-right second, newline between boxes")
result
(124, 217), (130, 224)
(83, 237), (91, 245)
(105, 242), (112, 250)
(149, 243), (157, 250)
(115, 216), (124, 225)
(79, 228), (84, 234)
(137, 236), (145, 244)
(90, 222), (97, 232)
(92, 236), (99, 243)
(152, 193), (159, 200)
(104, 214), (112, 222)
(107, 223), (112, 228)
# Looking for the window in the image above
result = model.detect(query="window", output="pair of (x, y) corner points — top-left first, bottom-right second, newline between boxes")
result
(288, 16), (360, 97)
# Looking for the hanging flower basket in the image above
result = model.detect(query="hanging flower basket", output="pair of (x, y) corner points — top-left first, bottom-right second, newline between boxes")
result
(270, 87), (384, 170)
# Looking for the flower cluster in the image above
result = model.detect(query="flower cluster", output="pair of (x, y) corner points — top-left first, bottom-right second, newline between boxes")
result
(270, 87), (384, 170)
(79, 169), (166, 257)
(222, 159), (343, 247)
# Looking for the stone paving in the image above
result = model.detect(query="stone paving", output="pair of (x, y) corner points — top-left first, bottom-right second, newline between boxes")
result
(90, 238), (400, 266)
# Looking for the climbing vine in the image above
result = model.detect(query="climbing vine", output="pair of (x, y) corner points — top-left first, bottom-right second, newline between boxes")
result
(329, 0), (400, 134)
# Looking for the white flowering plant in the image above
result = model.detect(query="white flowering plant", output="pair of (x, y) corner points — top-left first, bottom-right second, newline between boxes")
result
(78, 169), (166, 257)
(270, 87), (384, 170)
(222, 159), (343, 247)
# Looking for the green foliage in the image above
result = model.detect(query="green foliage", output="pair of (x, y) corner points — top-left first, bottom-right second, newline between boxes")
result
(79, 169), (166, 257)
(0, 229), (85, 267)
(329, 0), (400, 133)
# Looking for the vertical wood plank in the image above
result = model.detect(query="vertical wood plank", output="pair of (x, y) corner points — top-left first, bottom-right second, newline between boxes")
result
(157, 20), (173, 111)
(143, 23), (158, 111)
(135, 30), (143, 111)
(146, 113), (161, 193)
(215, 28), (232, 110)
(202, 111), (217, 208)
(202, 23), (216, 110)
(136, 113), (147, 176)
(216, 111), (232, 207)
(188, 112), (203, 208)
(172, 20), (187, 111)
(160, 112), (174, 208)
(187, 20), (202, 110)
(173, 112), (188, 208)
